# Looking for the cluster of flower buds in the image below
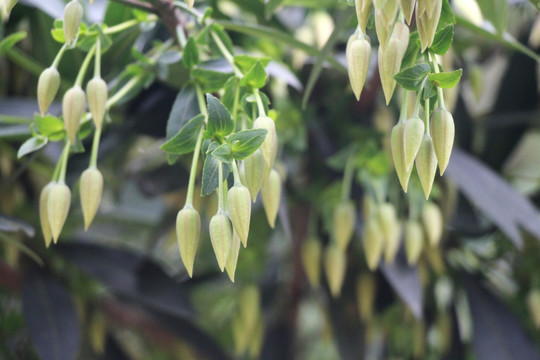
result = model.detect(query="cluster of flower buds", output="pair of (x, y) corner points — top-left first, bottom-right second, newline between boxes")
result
(231, 286), (265, 358)
(416, 0), (442, 51)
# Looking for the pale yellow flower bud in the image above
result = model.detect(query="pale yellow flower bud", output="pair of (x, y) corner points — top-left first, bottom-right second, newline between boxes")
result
(225, 230), (241, 282)
(79, 166), (103, 230)
(324, 243), (346, 298)
(228, 184), (251, 247)
(243, 149), (266, 202)
(391, 123), (412, 192)
(47, 182), (71, 243)
(405, 220), (424, 265)
(176, 205), (201, 277)
(39, 182), (54, 247)
(301, 237), (322, 287)
(333, 201), (356, 250)
(422, 202), (443, 247)
(38, 67), (61, 116)
(363, 215), (384, 270)
(346, 34), (371, 101)
(63, 0), (83, 45)
(430, 108), (455, 174)
(63, 86), (86, 143)
(403, 116), (425, 171)
(415, 135), (438, 199)
(253, 116), (277, 170)
(261, 169), (281, 229)
(209, 212), (233, 271)
(86, 77), (108, 130)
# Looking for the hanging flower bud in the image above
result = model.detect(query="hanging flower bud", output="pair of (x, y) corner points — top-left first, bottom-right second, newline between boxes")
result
(176, 206), (200, 277)
(416, 0), (442, 52)
(400, 0), (415, 25)
(430, 108), (455, 174)
(37, 67), (61, 116)
(228, 184), (251, 248)
(376, 203), (401, 263)
(39, 182), (54, 247)
(2, 0), (18, 19)
(243, 149), (266, 202)
(527, 289), (540, 329)
(253, 116), (277, 170)
(363, 215), (384, 270)
(86, 77), (108, 130)
(355, 0), (373, 33)
(301, 237), (322, 287)
(324, 244), (346, 298)
(405, 220), (424, 265)
(47, 182), (71, 243)
(384, 219), (402, 263)
(261, 169), (281, 229)
(346, 33), (371, 101)
(333, 201), (356, 250)
(422, 202), (443, 247)
(63, 0), (83, 45)
(63, 86), (86, 143)
(312, 11), (335, 49)
(378, 23), (409, 104)
(403, 116), (425, 171)
(356, 274), (376, 321)
(373, 0), (399, 48)
(79, 166), (103, 230)
(185, 0), (195, 9)
(225, 230), (241, 282)
(209, 212), (233, 271)
(391, 123), (412, 192)
(415, 134), (438, 199)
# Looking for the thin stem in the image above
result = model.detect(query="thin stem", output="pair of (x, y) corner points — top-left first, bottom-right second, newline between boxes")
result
(75, 45), (97, 87)
(425, 97), (431, 136)
(106, 76), (140, 109)
(231, 161), (241, 186)
(218, 161), (225, 211)
(58, 140), (71, 183)
(399, 90), (409, 123)
(94, 37), (101, 78)
(210, 31), (243, 78)
(429, 51), (446, 109)
(231, 83), (240, 126)
(341, 152), (356, 201)
(52, 43), (68, 69)
(185, 129), (203, 207)
(104, 19), (142, 34)
(89, 126), (101, 168)
(253, 89), (266, 117)
(196, 85), (208, 117)
(176, 25), (187, 48)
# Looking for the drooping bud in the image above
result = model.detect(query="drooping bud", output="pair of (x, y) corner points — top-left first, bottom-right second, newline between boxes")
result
(63, 86), (86, 143)
(2, 0), (18, 19)
(79, 166), (103, 230)
(416, 0), (442, 52)
(253, 116), (277, 170)
(355, 0), (373, 34)
(391, 123), (412, 192)
(39, 182), (54, 247)
(301, 237), (322, 287)
(261, 169), (281, 229)
(333, 201), (356, 250)
(176, 205), (201, 277)
(373, 0), (399, 48)
(405, 220), (423, 265)
(527, 289), (540, 329)
(47, 182), (71, 243)
(430, 108), (455, 174)
(376, 203), (401, 263)
(403, 116), (425, 171)
(225, 230), (241, 282)
(346, 33), (371, 101)
(356, 273), (376, 321)
(243, 149), (266, 202)
(415, 134), (438, 199)
(312, 11), (335, 49)
(63, 0), (83, 45)
(422, 202), (443, 247)
(37, 67), (61, 115)
(86, 77), (108, 130)
(384, 219), (402, 263)
(400, 0), (415, 24)
(185, 0), (195, 9)
(228, 184), (251, 248)
(324, 244), (346, 298)
(363, 215), (384, 270)
(378, 23), (409, 104)
(209, 212), (233, 271)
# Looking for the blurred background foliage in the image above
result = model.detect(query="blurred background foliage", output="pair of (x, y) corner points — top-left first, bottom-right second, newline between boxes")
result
(2, 0), (540, 360)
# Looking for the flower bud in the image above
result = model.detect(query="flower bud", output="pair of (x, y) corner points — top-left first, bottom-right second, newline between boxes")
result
(176, 206), (200, 277)
(391, 123), (412, 192)
(346, 34), (371, 101)
(403, 116), (425, 171)
(261, 169), (281, 229)
(243, 149), (266, 202)
(416, 0), (442, 52)
(37, 67), (61, 115)
(63, 0), (83, 45)
(415, 134), (438, 199)
(374, 0), (399, 48)
(80, 166), (103, 230)
(312, 11), (334, 49)
(376, 203), (401, 263)
(228, 184), (251, 248)
(400, 0), (415, 24)
(209, 212), (233, 271)
(86, 77), (108, 130)
(333, 201), (356, 250)
(39, 182), (54, 247)
(422, 202), (443, 247)
(253, 116), (277, 170)
(384, 219), (402, 263)
(63, 86), (86, 143)
(225, 230), (241, 282)
(356, 273), (376, 321)
(47, 182), (71, 243)
(378, 24), (408, 105)
(324, 244), (346, 298)
(355, 0), (373, 34)
(430, 108), (455, 175)
(301, 237), (321, 287)
(185, 0), (195, 9)
(405, 220), (424, 265)
(527, 289), (540, 329)
(363, 215), (384, 270)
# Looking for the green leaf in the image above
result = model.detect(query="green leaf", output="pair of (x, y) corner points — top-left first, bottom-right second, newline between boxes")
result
(0, 32), (26, 55)
(430, 25), (454, 55)
(423, 79), (438, 99)
(182, 37), (200, 68)
(222, 77), (243, 115)
(210, 23), (234, 54)
(34, 115), (64, 137)
(234, 55), (271, 74)
(394, 64), (431, 91)
(401, 32), (421, 70)
(428, 69), (463, 89)
(17, 137), (47, 159)
(229, 129), (268, 160)
(265, 0), (284, 19)
(78, 25), (113, 53)
(191, 68), (233, 93)
(530, 0), (540, 11)
(206, 94), (234, 138)
(438, 0), (455, 30)
(165, 85), (199, 164)
(212, 143), (233, 163)
(161, 114), (205, 154)
(201, 154), (230, 196)
(240, 61), (267, 89)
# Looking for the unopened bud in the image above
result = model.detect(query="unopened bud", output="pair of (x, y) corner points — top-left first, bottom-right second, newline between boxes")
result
(261, 169), (280, 229)
(209, 212), (233, 271)
(80, 166), (103, 230)
(346, 34), (371, 101)
(243, 149), (265, 202)
(63, 0), (83, 45)
(430, 108), (455, 174)
(376, 203), (401, 263)
(391, 123), (412, 192)
(225, 230), (241, 282)
(403, 116), (425, 171)
(527, 289), (540, 329)
(86, 77), (108, 130)
(363, 215), (384, 270)
(400, 0), (415, 24)
(176, 205), (200, 277)
(374, 0), (399, 48)
(38, 67), (61, 115)
(355, 0), (373, 34)
(324, 244), (346, 298)
(47, 182), (71, 243)
(415, 135), (438, 199)
(405, 220), (424, 265)
(378, 24), (408, 104)
(422, 202), (443, 247)
(356, 273), (376, 321)
(63, 86), (86, 143)
(228, 184), (251, 247)
(416, 0), (442, 52)
(384, 219), (402, 263)
(301, 237), (322, 287)
(333, 201), (356, 250)
(253, 116), (277, 170)
(39, 182), (54, 247)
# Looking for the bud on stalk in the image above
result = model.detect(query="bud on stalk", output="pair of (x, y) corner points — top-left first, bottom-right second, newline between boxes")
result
(422, 202), (443, 247)
(416, 0), (442, 51)
(79, 167), (103, 230)
(403, 116), (425, 171)
(373, 0), (399, 48)
(47, 182), (71, 243)
(430, 108), (455, 174)
(400, 0), (415, 24)
(209, 212), (233, 271)
(346, 33), (371, 101)
(243, 149), (266, 202)
(378, 23), (409, 104)
(253, 116), (277, 170)
(355, 0), (373, 34)
(333, 201), (356, 250)
(228, 184), (251, 248)
(415, 134), (438, 199)
(63, 86), (86, 143)
(405, 220), (424, 265)
(261, 169), (281, 229)
(363, 216), (384, 270)
(301, 237), (322, 287)
(63, 0), (83, 45)
(391, 123), (412, 192)
(225, 230), (241, 282)
(324, 244), (346, 298)
(176, 206), (200, 277)
(376, 203), (401, 263)
(39, 183), (54, 247)
(38, 67), (61, 115)
(86, 77), (108, 130)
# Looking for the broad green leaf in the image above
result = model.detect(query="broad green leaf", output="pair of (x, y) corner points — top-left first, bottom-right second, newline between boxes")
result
(0, 32), (27, 55)
(430, 25), (454, 55)
(35, 115), (64, 137)
(191, 68), (233, 93)
(401, 31), (421, 70)
(17, 137), (47, 159)
(182, 37), (200, 68)
(423, 79), (438, 100)
(160, 114), (205, 154)
(222, 77), (244, 116)
(206, 94), (234, 138)
(212, 143), (233, 163)
(201, 154), (230, 196)
(234, 55), (271, 74)
(240, 61), (267, 89)
(428, 69), (463, 88)
(438, 0), (455, 30)
(394, 64), (431, 91)
(229, 129), (268, 160)
(165, 85), (199, 164)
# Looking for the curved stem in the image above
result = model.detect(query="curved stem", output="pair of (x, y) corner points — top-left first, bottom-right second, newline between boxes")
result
(106, 76), (140, 109)
(75, 45), (97, 87)
(231, 161), (241, 186)
(253, 89), (266, 117)
(51, 43), (68, 69)
(429, 51), (446, 109)
(104, 19), (142, 34)
(94, 37), (101, 78)
(210, 31), (243, 78)
(58, 140), (71, 183)
(90, 126), (101, 168)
